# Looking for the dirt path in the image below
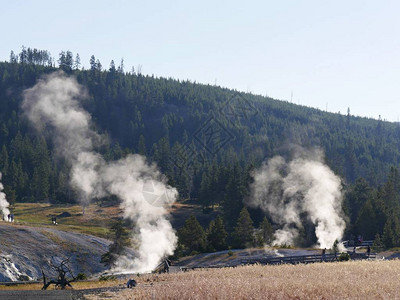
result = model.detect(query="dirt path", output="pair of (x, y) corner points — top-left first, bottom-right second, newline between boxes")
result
(0, 290), (80, 300)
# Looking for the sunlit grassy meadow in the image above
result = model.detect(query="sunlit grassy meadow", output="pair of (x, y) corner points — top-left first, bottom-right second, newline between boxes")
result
(10, 203), (121, 238)
(84, 260), (400, 300)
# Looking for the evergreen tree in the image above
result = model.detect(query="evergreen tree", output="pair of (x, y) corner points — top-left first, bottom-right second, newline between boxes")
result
(109, 60), (116, 73)
(74, 53), (81, 70)
(373, 233), (384, 251)
(223, 163), (246, 230)
(0, 145), (9, 174)
(355, 200), (377, 240)
(256, 217), (274, 246)
(178, 216), (206, 253)
(9, 51), (17, 63)
(118, 58), (124, 73)
(101, 219), (130, 266)
(95, 59), (102, 71)
(138, 135), (147, 156)
(206, 216), (228, 251)
(199, 172), (211, 209)
(233, 207), (254, 248)
(382, 214), (400, 248)
(89, 55), (96, 71)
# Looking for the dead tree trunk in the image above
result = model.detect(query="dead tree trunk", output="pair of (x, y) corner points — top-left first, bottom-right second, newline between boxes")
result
(41, 258), (77, 290)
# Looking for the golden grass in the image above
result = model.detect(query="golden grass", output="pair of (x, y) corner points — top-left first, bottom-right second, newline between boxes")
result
(9, 203), (123, 238)
(84, 260), (400, 300)
(9, 201), (208, 239)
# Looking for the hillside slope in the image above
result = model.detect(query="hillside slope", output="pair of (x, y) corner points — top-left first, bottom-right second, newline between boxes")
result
(0, 223), (110, 282)
(2, 52), (400, 249)
(1, 59), (399, 208)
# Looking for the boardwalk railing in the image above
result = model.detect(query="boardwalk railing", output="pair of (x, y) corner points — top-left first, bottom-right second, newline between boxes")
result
(240, 252), (376, 266)
(181, 252), (377, 271)
(342, 240), (374, 247)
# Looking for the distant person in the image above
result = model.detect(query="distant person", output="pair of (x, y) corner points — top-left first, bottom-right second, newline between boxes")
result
(321, 248), (326, 262)
(7, 214), (11, 222)
(353, 246), (356, 254)
(367, 245), (371, 258)
(164, 259), (170, 273)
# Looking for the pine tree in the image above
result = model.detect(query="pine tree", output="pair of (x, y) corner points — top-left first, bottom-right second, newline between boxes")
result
(74, 53), (81, 70)
(373, 233), (384, 251)
(138, 135), (147, 156)
(257, 216), (274, 245)
(31, 163), (50, 201)
(0, 145), (9, 174)
(355, 200), (377, 240)
(382, 215), (400, 248)
(382, 218), (394, 248)
(109, 60), (116, 73)
(199, 172), (211, 209)
(101, 219), (130, 266)
(178, 216), (206, 253)
(118, 58), (124, 73)
(95, 59), (102, 71)
(206, 216), (228, 251)
(90, 55), (96, 71)
(9, 51), (17, 63)
(223, 163), (246, 230)
(233, 207), (254, 248)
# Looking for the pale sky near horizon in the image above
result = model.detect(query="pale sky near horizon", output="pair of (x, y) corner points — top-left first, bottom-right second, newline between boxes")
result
(1, 0), (399, 121)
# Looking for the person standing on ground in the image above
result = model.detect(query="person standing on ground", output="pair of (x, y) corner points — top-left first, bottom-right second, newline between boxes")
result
(321, 248), (326, 262)
(164, 259), (170, 273)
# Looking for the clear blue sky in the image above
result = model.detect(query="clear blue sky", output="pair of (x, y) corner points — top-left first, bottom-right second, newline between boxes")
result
(1, 0), (399, 121)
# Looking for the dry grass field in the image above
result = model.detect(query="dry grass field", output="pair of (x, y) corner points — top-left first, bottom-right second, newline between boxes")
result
(82, 260), (400, 300)
(10, 203), (122, 238)
(8, 201), (210, 239)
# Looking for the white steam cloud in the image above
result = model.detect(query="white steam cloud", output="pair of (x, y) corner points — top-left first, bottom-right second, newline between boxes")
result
(248, 150), (346, 249)
(22, 71), (177, 273)
(0, 173), (10, 219)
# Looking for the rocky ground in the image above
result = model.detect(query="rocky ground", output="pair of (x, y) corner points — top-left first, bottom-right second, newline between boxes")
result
(0, 222), (111, 282)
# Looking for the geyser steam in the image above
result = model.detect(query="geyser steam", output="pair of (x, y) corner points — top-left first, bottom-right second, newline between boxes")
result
(22, 71), (177, 272)
(248, 150), (346, 249)
(0, 172), (10, 219)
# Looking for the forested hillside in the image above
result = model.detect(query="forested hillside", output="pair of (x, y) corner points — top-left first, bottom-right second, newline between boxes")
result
(1, 47), (400, 248)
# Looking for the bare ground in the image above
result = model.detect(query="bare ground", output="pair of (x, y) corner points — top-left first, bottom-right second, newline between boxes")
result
(0, 222), (111, 281)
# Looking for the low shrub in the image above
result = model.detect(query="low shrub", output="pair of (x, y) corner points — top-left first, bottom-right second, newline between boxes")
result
(338, 252), (350, 261)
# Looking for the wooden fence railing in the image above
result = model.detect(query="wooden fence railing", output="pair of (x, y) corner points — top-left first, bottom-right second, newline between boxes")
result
(239, 252), (376, 266)
(342, 240), (374, 247)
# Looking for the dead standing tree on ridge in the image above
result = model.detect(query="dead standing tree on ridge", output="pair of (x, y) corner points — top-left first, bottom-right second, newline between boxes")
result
(41, 257), (77, 290)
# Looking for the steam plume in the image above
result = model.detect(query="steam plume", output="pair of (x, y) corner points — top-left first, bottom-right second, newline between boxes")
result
(0, 173), (10, 219)
(248, 149), (346, 248)
(22, 71), (177, 272)
(101, 155), (177, 273)
(21, 72), (103, 206)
